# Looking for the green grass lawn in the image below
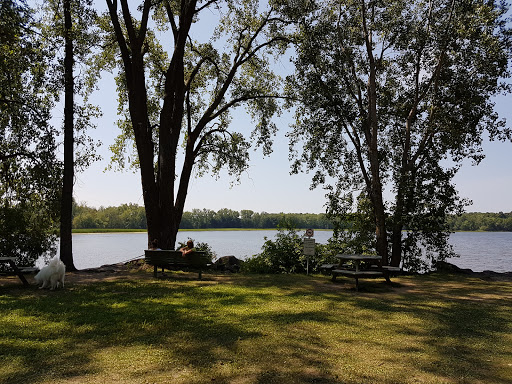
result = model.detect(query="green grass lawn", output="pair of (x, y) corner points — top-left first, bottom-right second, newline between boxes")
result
(1, 272), (511, 384)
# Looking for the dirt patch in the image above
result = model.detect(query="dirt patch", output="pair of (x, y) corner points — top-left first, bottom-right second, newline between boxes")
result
(0, 259), (153, 289)
(0, 259), (233, 290)
(2, 258), (511, 291)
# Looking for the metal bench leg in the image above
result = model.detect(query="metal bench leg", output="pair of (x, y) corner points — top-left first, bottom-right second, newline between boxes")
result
(154, 265), (157, 278)
(355, 277), (359, 291)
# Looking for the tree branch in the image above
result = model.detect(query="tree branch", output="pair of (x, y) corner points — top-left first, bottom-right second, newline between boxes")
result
(0, 152), (35, 162)
(105, 0), (132, 71)
(195, 0), (218, 14)
(140, 0), (152, 44)
(409, 0), (456, 167)
(164, 0), (178, 42)
(119, 0), (136, 43)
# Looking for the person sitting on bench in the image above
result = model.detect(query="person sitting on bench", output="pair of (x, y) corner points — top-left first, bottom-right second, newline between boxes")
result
(149, 239), (161, 250)
(179, 240), (196, 256)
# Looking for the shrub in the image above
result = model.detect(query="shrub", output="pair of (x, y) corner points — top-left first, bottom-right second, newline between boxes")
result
(242, 220), (340, 274)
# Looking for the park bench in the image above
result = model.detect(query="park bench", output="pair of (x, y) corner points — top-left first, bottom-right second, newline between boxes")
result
(144, 250), (209, 279)
(0, 257), (39, 286)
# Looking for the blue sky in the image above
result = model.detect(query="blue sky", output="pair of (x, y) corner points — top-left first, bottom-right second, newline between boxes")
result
(59, 2), (512, 214)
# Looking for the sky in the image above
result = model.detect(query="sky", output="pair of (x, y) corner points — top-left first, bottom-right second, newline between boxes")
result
(61, 3), (512, 214)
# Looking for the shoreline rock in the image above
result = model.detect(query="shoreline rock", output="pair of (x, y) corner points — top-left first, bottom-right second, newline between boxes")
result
(435, 261), (512, 281)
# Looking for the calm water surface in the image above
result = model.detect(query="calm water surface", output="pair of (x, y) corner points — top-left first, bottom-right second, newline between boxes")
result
(68, 230), (512, 272)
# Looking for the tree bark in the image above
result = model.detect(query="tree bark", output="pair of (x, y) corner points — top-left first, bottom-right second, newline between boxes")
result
(362, 1), (388, 263)
(390, 183), (405, 267)
(60, 0), (76, 271)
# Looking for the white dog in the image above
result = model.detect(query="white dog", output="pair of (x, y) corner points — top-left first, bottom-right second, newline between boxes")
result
(35, 257), (66, 290)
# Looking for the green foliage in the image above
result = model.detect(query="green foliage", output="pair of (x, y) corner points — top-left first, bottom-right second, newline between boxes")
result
(70, 202), (512, 235)
(242, 219), (337, 274)
(72, 203), (147, 229)
(40, 0), (102, 171)
(448, 212), (512, 232)
(0, 0), (61, 266)
(93, 0), (292, 181)
(326, 192), (377, 255)
(72, 203), (334, 230)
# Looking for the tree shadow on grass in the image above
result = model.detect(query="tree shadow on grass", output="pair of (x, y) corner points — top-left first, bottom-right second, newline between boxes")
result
(1, 273), (510, 383)
(343, 273), (512, 383)
(0, 277), (343, 384)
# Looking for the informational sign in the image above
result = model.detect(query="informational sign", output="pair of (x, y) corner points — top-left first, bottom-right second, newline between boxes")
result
(303, 238), (315, 256)
(304, 237), (315, 275)
(305, 228), (314, 238)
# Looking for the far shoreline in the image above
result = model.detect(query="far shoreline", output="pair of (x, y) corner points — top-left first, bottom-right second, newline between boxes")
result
(72, 228), (287, 234)
(72, 228), (512, 234)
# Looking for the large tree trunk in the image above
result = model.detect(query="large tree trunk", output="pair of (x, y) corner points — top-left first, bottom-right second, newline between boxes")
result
(111, 0), (197, 251)
(390, 112), (416, 267)
(366, 64), (388, 264)
(390, 186), (405, 267)
(361, 1), (388, 263)
(371, 175), (389, 264)
(60, 0), (76, 271)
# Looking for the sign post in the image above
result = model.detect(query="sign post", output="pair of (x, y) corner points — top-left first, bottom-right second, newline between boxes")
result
(304, 229), (315, 275)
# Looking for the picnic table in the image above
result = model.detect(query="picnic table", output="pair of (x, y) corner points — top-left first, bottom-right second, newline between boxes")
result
(332, 254), (400, 291)
(0, 257), (38, 286)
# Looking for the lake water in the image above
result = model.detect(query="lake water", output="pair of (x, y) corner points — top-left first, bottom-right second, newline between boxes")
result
(65, 230), (512, 273)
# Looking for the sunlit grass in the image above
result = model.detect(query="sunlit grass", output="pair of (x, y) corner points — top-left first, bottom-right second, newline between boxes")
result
(1, 273), (511, 383)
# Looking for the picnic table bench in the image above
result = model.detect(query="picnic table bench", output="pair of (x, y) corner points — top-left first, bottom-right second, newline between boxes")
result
(144, 250), (209, 279)
(0, 257), (38, 286)
(331, 254), (401, 291)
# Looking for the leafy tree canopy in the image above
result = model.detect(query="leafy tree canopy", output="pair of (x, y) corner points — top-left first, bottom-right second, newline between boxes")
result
(287, 0), (512, 271)
(88, 0), (295, 248)
(0, 0), (61, 265)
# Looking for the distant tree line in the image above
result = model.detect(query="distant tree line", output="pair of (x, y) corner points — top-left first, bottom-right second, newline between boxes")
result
(73, 203), (147, 229)
(447, 212), (512, 232)
(72, 204), (335, 230)
(73, 204), (512, 232)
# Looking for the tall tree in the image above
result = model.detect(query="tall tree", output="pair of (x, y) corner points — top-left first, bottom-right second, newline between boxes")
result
(0, 0), (61, 266)
(41, 0), (100, 270)
(288, 0), (511, 270)
(60, 0), (76, 270)
(98, 0), (290, 249)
